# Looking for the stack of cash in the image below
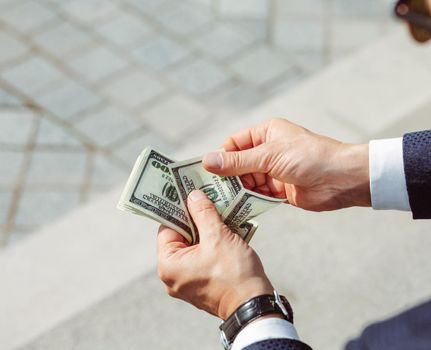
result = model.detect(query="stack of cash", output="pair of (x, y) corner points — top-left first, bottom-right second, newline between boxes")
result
(117, 148), (286, 245)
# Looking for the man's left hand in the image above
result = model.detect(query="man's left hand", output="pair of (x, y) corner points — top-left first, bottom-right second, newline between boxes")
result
(157, 189), (273, 320)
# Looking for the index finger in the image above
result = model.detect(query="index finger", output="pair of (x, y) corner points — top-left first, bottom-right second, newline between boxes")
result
(222, 122), (269, 152)
(157, 225), (189, 258)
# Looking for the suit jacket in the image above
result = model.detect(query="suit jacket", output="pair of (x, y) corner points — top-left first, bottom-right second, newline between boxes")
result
(403, 130), (431, 219)
(345, 299), (431, 350)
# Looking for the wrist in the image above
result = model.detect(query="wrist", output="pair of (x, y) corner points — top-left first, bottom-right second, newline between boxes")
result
(332, 143), (371, 208)
(217, 278), (274, 320)
(219, 291), (294, 349)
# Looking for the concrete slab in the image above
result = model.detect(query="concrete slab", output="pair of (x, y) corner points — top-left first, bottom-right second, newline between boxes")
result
(15, 207), (431, 350)
(2, 28), (431, 350)
(0, 105), (358, 350)
(245, 28), (431, 141)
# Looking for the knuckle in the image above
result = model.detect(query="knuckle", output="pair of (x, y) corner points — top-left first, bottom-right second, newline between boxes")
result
(229, 151), (242, 169)
(166, 286), (177, 298)
(206, 224), (233, 246)
(258, 149), (273, 172)
(268, 117), (284, 127)
(166, 282), (182, 298)
(157, 265), (167, 282)
(220, 223), (232, 236)
(157, 264), (174, 286)
(195, 200), (216, 216)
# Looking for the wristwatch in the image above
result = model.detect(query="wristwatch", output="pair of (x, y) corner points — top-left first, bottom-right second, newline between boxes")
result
(219, 290), (293, 350)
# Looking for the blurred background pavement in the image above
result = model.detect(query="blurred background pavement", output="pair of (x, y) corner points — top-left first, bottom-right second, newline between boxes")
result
(0, 0), (399, 245)
(1, 1), (431, 350)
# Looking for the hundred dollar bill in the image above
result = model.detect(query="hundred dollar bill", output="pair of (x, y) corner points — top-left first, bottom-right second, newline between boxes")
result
(118, 148), (286, 245)
(222, 190), (286, 232)
(168, 157), (243, 215)
(168, 157), (286, 242)
(238, 220), (258, 243)
(168, 157), (246, 243)
(117, 148), (195, 243)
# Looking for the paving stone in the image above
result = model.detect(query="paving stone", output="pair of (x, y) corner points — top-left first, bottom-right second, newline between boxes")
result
(156, 2), (212, 36)
(1, 56), (64, 96)
(0, 90), (21, 106)
(0, 191), (12, 225)
(132, 35), (190, 70)
(0, 32), (28, 65)
(230, 46), (293, 86)
(37, 79), (102, 120)
(274, 0), (325, 17)
(15, 190), (81, 226)
(218, 0), (268, 18)
(126, 0), (169, 16)
(19, 273), (220, 350)
(332, 0), (386, 17)
(274, 19), (325, 52)
(0, 1), (57, 33)
(143, 95), (208, 143)
(192, 24), (257, 60)
(188, 0), (212, 5)
(0, 108), (35, 145)
(95, 12), (152, 47)
(331, 18), (382, 52)
(36, 117), (82, 147)
(0, 151), (24, 188)
(113, 132), (173, 166)
(266, 70), (308, 97)
(6, 227), (34, 246)
(83, 188), (106, 203)
(209, 83), (264, 110)
(103, 70), (165, 109)
(169, 59), (230, 96)
(292, 51), (325, 72)
(75, 107), (142, 147)
(68, 47), (129, 83)
(61, 0), (118, 24)
(26, 151), (87, 186)
(311, 37), (431, 137)
(90, 155), (128, 189)
(33, 22), (94, 57)
(237, 18), (268, 41)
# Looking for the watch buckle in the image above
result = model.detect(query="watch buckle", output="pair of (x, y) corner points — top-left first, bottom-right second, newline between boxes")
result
(220, 329), (230, 350)
(274, 289), (289, 318)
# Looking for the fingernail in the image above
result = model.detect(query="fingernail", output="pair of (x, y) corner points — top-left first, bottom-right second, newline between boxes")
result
(188, 190), (207, 202)
(204, 152), (223, 169)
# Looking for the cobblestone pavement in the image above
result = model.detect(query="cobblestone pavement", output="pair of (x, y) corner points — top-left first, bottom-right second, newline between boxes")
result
(0, 0), (398, 246)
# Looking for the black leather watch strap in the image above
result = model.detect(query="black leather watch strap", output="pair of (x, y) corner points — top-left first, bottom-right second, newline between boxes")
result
(219, 291), (293, 349)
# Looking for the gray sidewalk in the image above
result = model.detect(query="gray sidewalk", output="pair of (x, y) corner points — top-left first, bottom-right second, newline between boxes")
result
(1, 24), (431, 350)
(0, 0), (397, 246)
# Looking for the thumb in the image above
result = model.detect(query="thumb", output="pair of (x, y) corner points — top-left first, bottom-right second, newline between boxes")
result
(187, 190), (225, 241)
(203, 144), (271, 176)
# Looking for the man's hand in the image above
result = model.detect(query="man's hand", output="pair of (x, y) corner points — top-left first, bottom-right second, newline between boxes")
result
(203, 118), (370, 212)
(157, 190), (273, 320)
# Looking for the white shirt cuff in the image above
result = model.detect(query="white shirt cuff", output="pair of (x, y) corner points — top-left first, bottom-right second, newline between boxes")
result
(369, 138), (411, 211)
(231, 318), (299, 350)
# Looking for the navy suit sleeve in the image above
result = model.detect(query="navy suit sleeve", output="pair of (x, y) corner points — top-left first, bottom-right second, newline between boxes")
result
(244, 338), (312, 350)
(345, 299), (431, 350)
(403, 130), (431, 219)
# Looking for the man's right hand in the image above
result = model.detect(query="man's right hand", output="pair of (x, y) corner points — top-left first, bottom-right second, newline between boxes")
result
(203, 118), (371, 212)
